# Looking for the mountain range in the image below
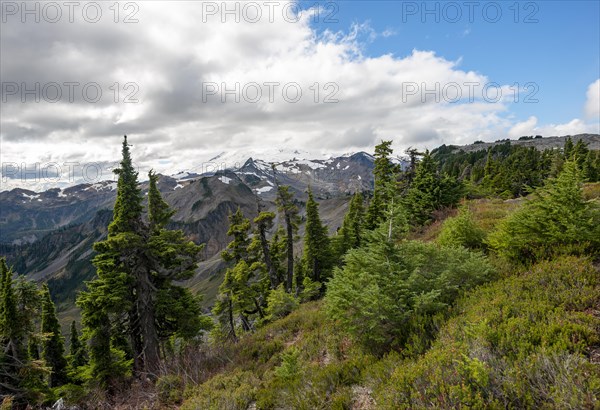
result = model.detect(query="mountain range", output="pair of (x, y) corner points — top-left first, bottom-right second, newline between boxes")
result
(1, 133), (598, 313)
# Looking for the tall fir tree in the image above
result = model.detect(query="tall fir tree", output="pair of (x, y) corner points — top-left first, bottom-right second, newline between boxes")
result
(365, 141), (397, 229)
(254, 210), (278, 289)
(0, 258), (27, 397)
(334, 192), (364, 258)
(40, 284), (68, 387)
(563, 137), (574, 159)
(148, 170), (175, 230)
(0, 260), (45, 402)
(78, 136), (205, 385)
(214, 208), (252, 340)
(275, 185), (300, 293)
(69, 321), (87, 370)
(303, 188), (332, 284)
(403, 150), (463, 225)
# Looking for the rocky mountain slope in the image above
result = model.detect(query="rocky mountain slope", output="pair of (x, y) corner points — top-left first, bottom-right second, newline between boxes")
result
(1, 134), (597, 311)
(0, 152), (377, 310)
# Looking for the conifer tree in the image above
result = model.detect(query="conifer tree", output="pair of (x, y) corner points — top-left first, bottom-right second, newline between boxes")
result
(269, 226), (288, 286)
(69, 321), (87, 370)
(303, 188), (331, 283)
(148, 170), (175, 230)
(214, 209), (252, 340)
(28, 338), (40, 361)
(221, 208), (251, 263)
(254, 211), (278, 289)
(275, 186), (300, 292)
(571, 139), (590, 172)
(78, 136), (205, 384)
(563, 137), (574, 159)
(214, 208), (270, 339)
(488, 160), (600, 263)
(365, 141), (397, 229)
(0, 258), (27, 396)
(335, 192), (364, 257)
(404, 150), (463, 225)
(40, 284), (68, 387)
(582, 150), (597, 181)
(0, 260), (45, 401)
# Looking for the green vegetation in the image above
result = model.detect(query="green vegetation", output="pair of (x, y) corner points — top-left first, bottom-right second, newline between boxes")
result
(326, 230), (494, 353)
(488, 160), (600, 263)
(369, 256), (600, 408)
(437, 206), (487, 250)
(2, 136), (599, 409)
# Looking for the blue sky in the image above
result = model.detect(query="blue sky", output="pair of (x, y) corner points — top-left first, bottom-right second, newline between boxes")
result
(306, 0), (600, 125)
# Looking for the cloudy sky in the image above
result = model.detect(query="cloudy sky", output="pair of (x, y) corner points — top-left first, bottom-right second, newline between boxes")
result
(1, 0), (599, 190)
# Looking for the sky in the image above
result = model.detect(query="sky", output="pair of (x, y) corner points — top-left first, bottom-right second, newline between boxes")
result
(1, 0), (599, 190)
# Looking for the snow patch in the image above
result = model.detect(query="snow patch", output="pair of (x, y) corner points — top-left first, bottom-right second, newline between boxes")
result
(219, 176), (232, 184)
(293, 159), (326, 170)
(173, 171), (199, 181)
(22, 193), (40, 200)
(174, 183), (183, 190)
(85, 182), (117, 191)
(255, 186), (273, 194)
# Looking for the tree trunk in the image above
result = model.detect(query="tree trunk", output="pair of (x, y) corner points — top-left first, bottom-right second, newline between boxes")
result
(253, 297), (264, 319)
(228, 296), (237, 342)
(128, 304), (144, 374)
(258, 223), (278, 289)
(134, 266), (161, 377)
(285, 214), (294, 293)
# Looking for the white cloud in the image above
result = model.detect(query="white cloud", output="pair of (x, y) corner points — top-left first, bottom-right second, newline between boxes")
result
(0, 1), (598, 191)
(509, 116), (598, 139)
(508, 116), (538, 138)
(585, 79), (600, 119)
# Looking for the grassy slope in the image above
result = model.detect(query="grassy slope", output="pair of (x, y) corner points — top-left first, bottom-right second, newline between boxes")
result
(177, 191), (600, 409)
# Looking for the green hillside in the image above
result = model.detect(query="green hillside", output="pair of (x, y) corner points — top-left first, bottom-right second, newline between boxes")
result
(2, 137), (599, 409)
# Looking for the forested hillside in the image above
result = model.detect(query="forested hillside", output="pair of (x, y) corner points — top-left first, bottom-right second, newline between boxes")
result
(1, 136), (599, 409)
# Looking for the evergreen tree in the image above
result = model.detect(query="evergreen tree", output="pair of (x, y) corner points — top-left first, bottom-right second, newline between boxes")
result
(275, 186), (300, 293)
(214, 209), (253, 340)
(582, 150), (598, 181)
(0, 260), (45, 402)
(254, 211), (278, 289)
(326, 216), (492, 353)
(214, 207), (272, 339)
(40, 285), (68, 387)
(221, 208), (251, 263)
(335, 192), (364, 257)
(365, 141), (397, 229)
(269, 226), (288, 286)
(572, 139), (589, 169)
(110, 136), (144, 235)
(68, 321), (87, 370)
(563, 137), (574, 159)
(404, 151), (463, 225)
(488, 161), (600, 263)
(404, 147), (423, 184)
(28, 338), (40, 361)
(77, 136), (205, 385)
(148, 170), (175, 230)
(303, 188), (332, 284)
(0, 258), (27, 397)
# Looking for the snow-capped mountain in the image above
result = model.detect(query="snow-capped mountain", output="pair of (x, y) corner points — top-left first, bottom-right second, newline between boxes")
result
(0, 151), (377, 244)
